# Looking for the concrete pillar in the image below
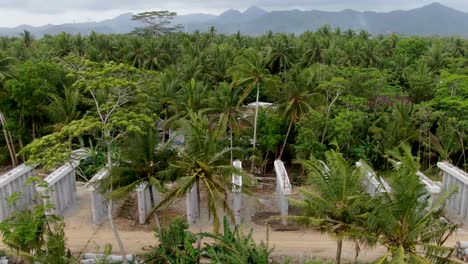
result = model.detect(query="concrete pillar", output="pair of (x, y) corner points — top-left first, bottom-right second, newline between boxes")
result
(88, 169), (109, 225)
(232, 160), (242, 224)
(461, 185), (468, 218)
(151, 185), (159, 208)
(136, 182), (148, 224)
(144, 187), (152, 216)
(186, 183), (199, 225)
(274, 160), (292, 226)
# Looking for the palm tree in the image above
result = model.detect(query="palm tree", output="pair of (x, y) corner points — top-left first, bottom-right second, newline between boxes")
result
(20, 30), (34, 48)
(46, 85), (82, 131)
(153, 111), (238, 234)
(266, 34), (296, 74)
(0, 56), (16, 83)
(425, 42), (448, 74)
(228, 48), (280, 171)
(143, 39), (170, 70)
(73, 34), (86, 57)
(277, 68), (316, 159)
(368, 145), (457, 263)
(205, 82), (243, 163)
(290, 150), (371, 264)
(104, 126), (177, 231)
(126, 37), (145, 68)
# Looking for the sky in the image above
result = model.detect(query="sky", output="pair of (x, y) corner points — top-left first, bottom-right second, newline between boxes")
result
(1, 0), (468, 27)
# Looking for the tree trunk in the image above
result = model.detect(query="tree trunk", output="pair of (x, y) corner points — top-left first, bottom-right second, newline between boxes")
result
(336, 239), (343, 264)
(251, 82), (260, 173)
(32, 118), (36, 140)
(0, 113), (17, 166)
(321, 92), (340, 144)
(230, 119), (233, 164)
(106, 141), (127, 264)
(279, 119), (293, 160)
(196, 178), (202, 264)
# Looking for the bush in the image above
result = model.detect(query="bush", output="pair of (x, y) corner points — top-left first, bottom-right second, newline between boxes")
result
(139, 218), (198, 264)
(203, 217), (272, 264)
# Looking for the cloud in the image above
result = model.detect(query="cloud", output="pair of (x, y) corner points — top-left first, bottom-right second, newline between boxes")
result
(1, 0), (468, 27)
(1, 0), (464, 14)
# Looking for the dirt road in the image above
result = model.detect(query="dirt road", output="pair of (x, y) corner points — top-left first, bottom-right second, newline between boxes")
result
(63, 184), (468, 263)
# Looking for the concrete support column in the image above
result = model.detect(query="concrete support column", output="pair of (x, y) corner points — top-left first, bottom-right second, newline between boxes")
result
(186, 183), (199, 225)
(274, 160), (292, 226)
(88, 169), (109, 225)
(136, 182), (148, 224)
(438, 162), (468, 223)
(461, 185), (468, 218)
(232, 160), (243, 224)
(151, 185), (159, 207)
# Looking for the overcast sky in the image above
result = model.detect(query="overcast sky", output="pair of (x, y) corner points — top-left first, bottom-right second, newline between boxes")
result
(1, 0), (468, 27)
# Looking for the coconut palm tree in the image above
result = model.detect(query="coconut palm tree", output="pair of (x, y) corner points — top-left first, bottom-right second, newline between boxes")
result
(276, 68), (317, 159)
(46, 85), (82, 131)
(0, 56), (16, 83)
(228, 48), (280, 171)
(290, 150), (371, 264)
(368, 145), (457, 263)
(205, 82), (243, 163)
(153, 111), (238, 234)
(104, 125), (178, 231)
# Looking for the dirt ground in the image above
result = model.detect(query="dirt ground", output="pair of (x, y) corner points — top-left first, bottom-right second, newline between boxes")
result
(61, 183), (468, 263)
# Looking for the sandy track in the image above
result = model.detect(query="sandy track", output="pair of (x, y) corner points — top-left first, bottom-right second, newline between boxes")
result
(63, 184), (468, 262)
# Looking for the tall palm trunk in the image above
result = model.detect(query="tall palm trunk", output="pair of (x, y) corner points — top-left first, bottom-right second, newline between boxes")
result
(251, 82), (260, 172)
(336, 239), (343, 264)
(279, 119), (293, 160)
(196, 178), (202, 264)
(229, 119), (233, 164)
(0, 113), (17, 166)
(106, 140), (127, 264)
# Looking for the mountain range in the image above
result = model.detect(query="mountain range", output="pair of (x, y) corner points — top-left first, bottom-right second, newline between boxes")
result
(1, 2), (468, 37)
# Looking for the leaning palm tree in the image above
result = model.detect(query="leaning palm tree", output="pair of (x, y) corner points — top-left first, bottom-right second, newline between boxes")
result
(290, 150), (371, 264)
(103, 125), (178, 231)
(46, 85), (82, 131)
(0, 56), (16, 83)
(368, 145), (457, 263)
(228, 48), (280, 171)
(205, 82), (243, 163)
(276, 68), (317, 159)
(152, 111), (240, 233)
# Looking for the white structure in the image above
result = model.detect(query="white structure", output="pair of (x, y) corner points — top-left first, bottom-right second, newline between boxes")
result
(416, 171), (442, 207)
(438, 162), (468, 222)
(39, 162), (78, 216)
(232, 160), (242, 224)
(186, 183), (199, 225)
(135, 182), (159, 224)
(87, 169), (109, 224)
(246, 102), (273, 109)
(274, 160), (292, 225)
(0, 164), (35, 221)
(356, 161), (392, 196)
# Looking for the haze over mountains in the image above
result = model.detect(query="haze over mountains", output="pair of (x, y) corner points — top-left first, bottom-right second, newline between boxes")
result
(1, 2), (468, 37)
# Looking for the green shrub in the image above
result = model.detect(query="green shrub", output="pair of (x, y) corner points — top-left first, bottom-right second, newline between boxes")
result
(139, 218), (198, 264)
(203, 217), (272, 264)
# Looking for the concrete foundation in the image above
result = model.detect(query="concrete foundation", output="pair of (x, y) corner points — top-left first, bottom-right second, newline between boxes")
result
(416, 171), (442, 208)
(39, 162), (78, 216)
(438, 162), (468, 223)
(0, 164), (36, 221)
(356, 161), (392, 196)
(232, 160), (242, 224)
(136, 182), (159, 224)
(87, 169), (109, 224)
(186, 183), (199, 225)
(274, 160), (292, 226)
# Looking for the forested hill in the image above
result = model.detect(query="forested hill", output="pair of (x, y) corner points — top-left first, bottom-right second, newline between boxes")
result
(2, 2), (468, 37)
